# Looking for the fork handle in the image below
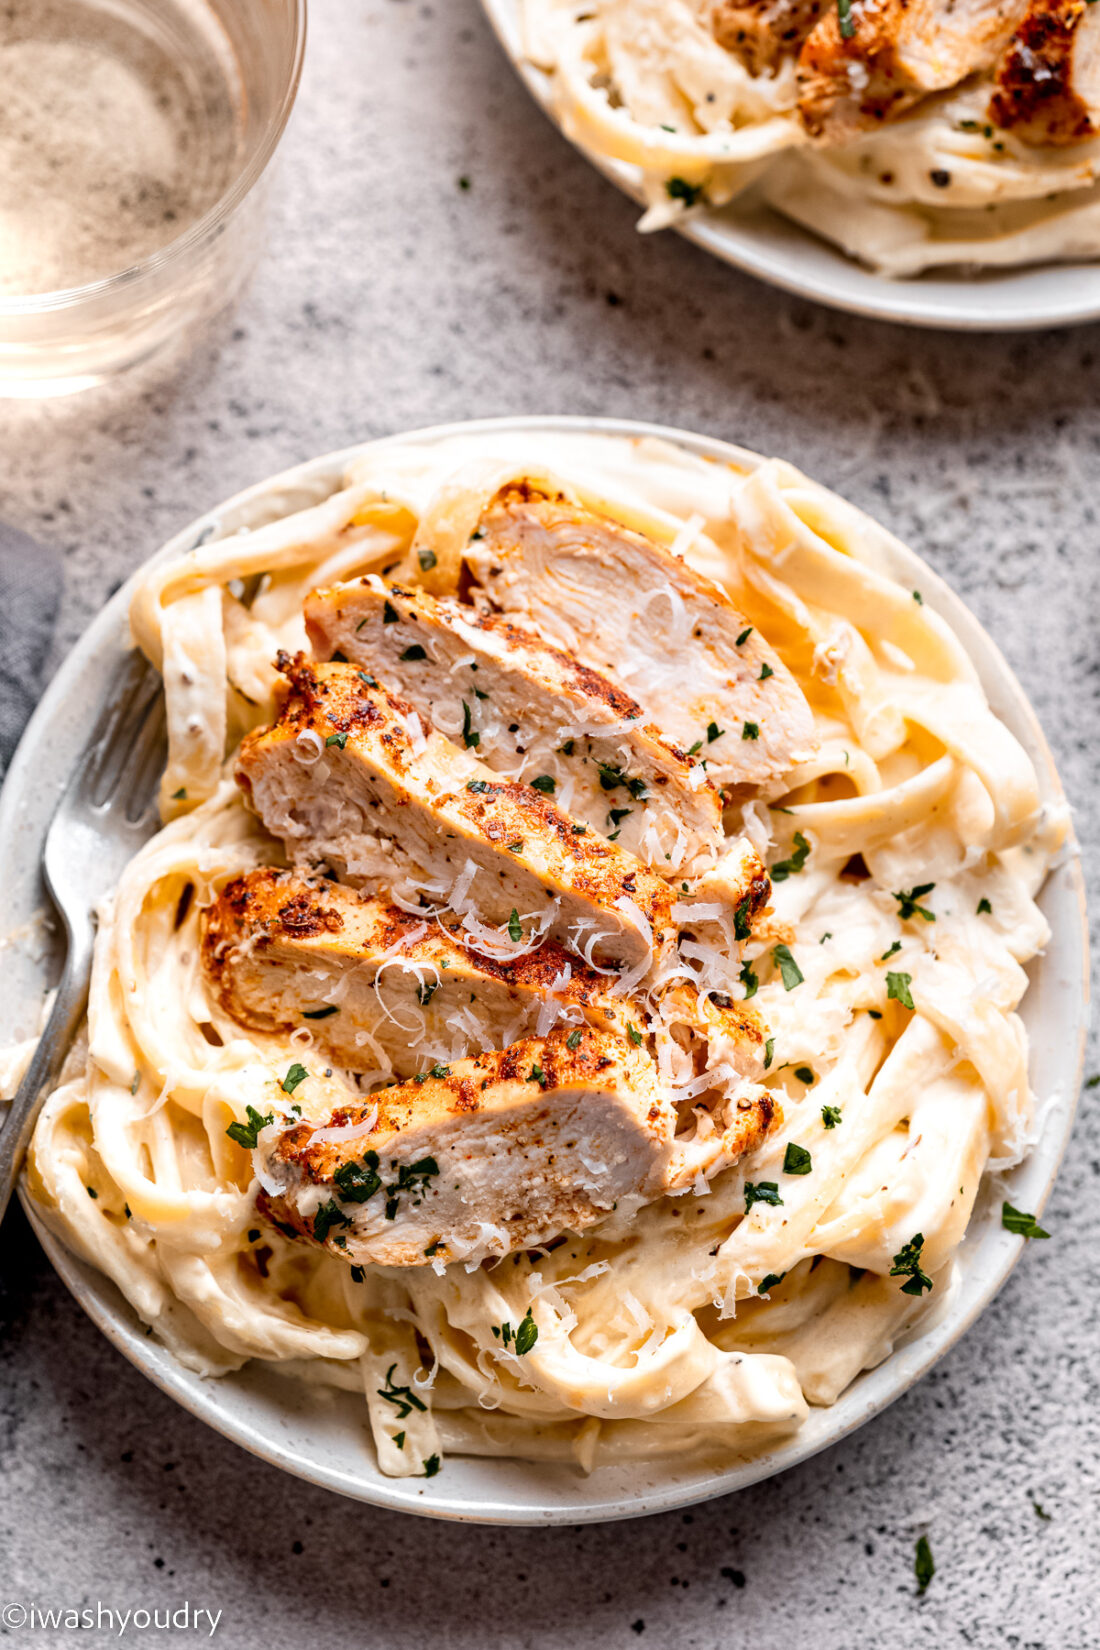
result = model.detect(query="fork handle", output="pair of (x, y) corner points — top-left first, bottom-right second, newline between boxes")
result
(0, 937), (93, 1228)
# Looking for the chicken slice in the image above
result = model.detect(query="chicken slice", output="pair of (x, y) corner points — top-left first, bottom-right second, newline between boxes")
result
(304, 575), (723, 874)
(235, 656), (674, 970)
(464, 483), (816, 790)
(989, 0), (1100, 145)
(202, 867), (628, 1073)
(711, 0), (826, 74)
(255, 1027), (777, 1266)
(797, 0), (1028, 140)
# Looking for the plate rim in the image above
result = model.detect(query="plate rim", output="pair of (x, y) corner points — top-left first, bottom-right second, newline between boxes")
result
(477, 0), (1100, 332)
(4, 412), (1091, 1524)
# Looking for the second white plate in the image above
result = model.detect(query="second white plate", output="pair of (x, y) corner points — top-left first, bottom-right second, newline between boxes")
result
(479, 0), (1100, 332)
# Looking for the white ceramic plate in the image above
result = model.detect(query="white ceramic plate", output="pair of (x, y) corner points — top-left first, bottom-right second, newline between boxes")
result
(1, 416), (1088, 1524)
(479, 0), (1100, 332)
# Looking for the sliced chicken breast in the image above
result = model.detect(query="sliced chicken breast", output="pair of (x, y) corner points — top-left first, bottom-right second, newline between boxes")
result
(464, 483), (816, 790)
(202, 867), (628, 1073)
(989, 0), (1100, 144)
(257, 1029), (674, 1265)
(235, 655), (674, 970)
(711, 0), (826, 74)
(256, 1027), (777, 1266)
(304, 576), (723, 874)
(797, 0), (1028, 140)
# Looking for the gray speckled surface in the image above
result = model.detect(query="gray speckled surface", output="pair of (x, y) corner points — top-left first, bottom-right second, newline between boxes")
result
(1, 1), (1098, 1644)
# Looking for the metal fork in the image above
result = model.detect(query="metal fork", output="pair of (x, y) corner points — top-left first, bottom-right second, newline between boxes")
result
(0, 652), (167, 1224)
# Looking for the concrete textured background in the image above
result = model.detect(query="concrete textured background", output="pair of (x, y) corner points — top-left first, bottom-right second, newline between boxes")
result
(1, 1), (1098, 1645)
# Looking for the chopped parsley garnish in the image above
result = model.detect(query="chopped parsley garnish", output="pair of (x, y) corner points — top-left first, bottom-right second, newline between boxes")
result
(914, 1535), (934, 1596)
(627, 1023), (643, 1046)
(382, 601), (399, 624)
(744, 1181), (783, 1211)
(890, 1233), (933, 1296)
(130, 1071), (141, 1095)
(742, 721), (760, 741)
(707, 721), (724, 743)
(313, 1199), (351, 1243)
(822, 1105), (843, 1130)
(281, 1062), (308, 1094)
(771, 831), (811, 882)
(665, 175), (702, 206)
(733, 894), (753, 942)
(758, 1272), (786, 1295)
(86, 1186), (98, 1199)
(417, 549), (437, 571)
(530, 773), (556, 794)
(739, 960), (758, 999)
(422, 1455), (441, 1478)
(736, 627), (753, 646)
(358, 670), (378, 686)
(416, 980), (439, 1006)
(868, 1008), (882, 1019)
(1002, 1202), (1050, 1240)
(303, 1004), (338, 1020)
(893, 883), (936, 922)
(334, 1153), (382, 1203)
(461, 701), (480, 748)
(783, 1143), (812, 1176)
(325, 732), (348, 749)
(572, 824), (587, 835)
(528, 1064), (549, 1089)
(977, 897), (993, 915)
(686, 740), (703, 756)
(171, 787), (187, 800)
(473, 687), (489, 700)
(794, 1066), (815, 1084)
(400, 644), (427, 662)
(226, 1104), (274, 1149)
(912, 589), (924, 605)
(595, 761), (647, 799)
(377, 1363), (427, 1419)
(559, 739), (575, 756)
(773, 944), (804, 991)
(880, 941), (902, 961)
(508, 908), (523, 942)
(466, 778), (490, 793)
(566, 1029), (583, 1050)
(350, 1265), (366, 1283)
(393, 1429), (405, 1448)
(506, 839), (523, 852)
(609, 807), (632, 828)
(759, 662), (774, 681)
(384, 1158), (440, 1220)
(514, 1307), (539, 1355)
(764, 1037), (775, 1069)
(428, 1065), (449, 1080)
(886, 971), (915, 1010)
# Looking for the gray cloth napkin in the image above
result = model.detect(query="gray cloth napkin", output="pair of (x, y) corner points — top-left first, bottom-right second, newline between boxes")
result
(0, 524), (63, 778)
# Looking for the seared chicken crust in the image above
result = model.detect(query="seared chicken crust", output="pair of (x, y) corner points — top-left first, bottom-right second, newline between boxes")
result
(989, 0), (1100, 144)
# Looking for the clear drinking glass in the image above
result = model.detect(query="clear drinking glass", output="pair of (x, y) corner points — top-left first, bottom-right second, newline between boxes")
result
(0, 0), (306, 396)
